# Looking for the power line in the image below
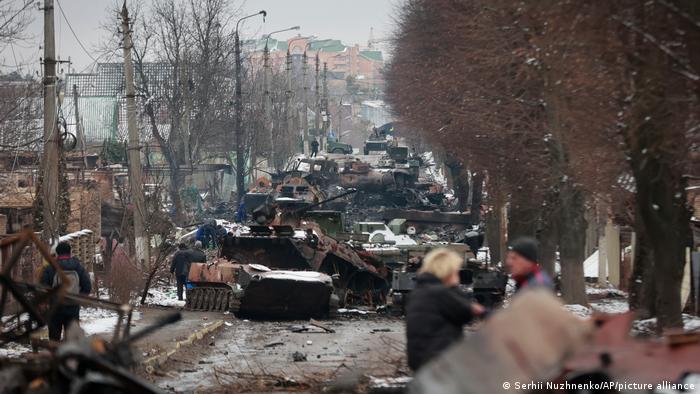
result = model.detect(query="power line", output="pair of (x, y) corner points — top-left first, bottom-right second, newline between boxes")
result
(55, 0), (98, 63)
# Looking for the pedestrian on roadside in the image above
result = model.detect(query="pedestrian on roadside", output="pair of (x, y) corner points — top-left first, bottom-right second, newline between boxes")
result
(505, 237), (554, 293)
(170, 243), (191, 301)
(188, 240), (207, 264)
(236, 200), (246, 224)
(405, 248), (485, 371)
(40, 242), (92, 341)
(310, 138), (319, 158)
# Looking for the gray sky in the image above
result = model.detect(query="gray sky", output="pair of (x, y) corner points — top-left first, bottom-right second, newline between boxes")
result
(1, 0), (397, 76)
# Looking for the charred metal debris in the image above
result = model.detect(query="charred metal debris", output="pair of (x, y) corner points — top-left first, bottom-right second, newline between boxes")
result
(0, 229), (179, 394)
(180, 142), (506, 320)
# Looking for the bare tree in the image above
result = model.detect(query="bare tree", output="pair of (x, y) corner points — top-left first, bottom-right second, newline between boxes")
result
(0, 0), (33, 44)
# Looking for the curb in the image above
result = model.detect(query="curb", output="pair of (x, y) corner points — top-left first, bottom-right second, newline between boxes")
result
(142, 319), (225, 373)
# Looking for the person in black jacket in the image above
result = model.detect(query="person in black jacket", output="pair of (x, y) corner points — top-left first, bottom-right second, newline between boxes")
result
(188, 241), (207, 264)
(170, 243), (191, 301)
(405, 248), (485, 371)
(41, 242), (92, 341)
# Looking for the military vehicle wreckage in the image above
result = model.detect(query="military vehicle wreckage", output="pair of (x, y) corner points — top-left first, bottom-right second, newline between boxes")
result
(0, 230), (175, 394)
(185, 191), (388, 319)
(183, 137), (507, 319)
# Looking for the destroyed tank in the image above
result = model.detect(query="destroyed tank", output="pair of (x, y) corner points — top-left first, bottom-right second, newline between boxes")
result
(186, 260), (334, 319)
(187, 192), (388, 316)
(219, 222), (388, 307)
(340, 160), (415, 192)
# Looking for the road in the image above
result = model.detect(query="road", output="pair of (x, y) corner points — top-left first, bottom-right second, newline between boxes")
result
(143, 313), (408, 393)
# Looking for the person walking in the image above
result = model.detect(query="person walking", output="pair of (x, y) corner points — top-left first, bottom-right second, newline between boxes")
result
(405, 248), (485, 371)
(188, 241), (207, 264)
(505, 237), (554, 292)
(310, 138), (319, 158)
(170, 243), (191, 301)
(40, 242), (92, 341)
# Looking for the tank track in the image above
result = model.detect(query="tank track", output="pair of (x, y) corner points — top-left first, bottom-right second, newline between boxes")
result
(185, 287), (242, 313)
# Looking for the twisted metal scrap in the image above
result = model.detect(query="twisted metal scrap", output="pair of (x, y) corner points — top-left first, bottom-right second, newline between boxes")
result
(0, 229), (69, 345)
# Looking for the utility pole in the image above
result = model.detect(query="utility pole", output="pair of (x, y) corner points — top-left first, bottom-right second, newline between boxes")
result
(234, 10), (266, 205)
(265, 28), (301, 164)
(72, 84), (88, 169)
(322, 62), (329, 148)
(121, 1), (150, 268)
(285, 49), (293, 159)
(41, 0), (60, 242)
(262, 41), (274, 171)
(314, 53), (321, 151)
(302, 51), (309, 155)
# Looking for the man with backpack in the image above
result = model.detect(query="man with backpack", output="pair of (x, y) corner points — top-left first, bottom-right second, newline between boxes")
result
(40, 242), (92, 341)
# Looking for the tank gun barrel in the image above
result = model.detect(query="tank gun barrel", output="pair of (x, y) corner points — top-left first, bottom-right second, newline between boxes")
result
(293, 188), (358, 214)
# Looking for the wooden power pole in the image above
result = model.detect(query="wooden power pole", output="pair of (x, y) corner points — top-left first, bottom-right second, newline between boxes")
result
(40, 0), (60, 242)
(120, 1), (150, 268)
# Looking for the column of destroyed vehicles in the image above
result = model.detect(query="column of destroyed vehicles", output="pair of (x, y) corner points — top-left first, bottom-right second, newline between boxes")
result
(0, 127), (509, 393)
(183, 126), (508, 319)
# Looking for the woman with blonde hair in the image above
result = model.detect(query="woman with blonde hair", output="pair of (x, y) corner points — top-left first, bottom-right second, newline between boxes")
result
(405, 247), (485, 371)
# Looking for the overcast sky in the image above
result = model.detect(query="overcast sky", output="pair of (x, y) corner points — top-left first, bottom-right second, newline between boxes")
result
(1, 0), (398, 76)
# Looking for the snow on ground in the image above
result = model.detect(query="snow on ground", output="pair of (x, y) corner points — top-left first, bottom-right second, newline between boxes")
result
(634, 314), (700, 335)
(586, 285), (627, 298)
(80, 307), (120, 336)
(141, 285), (186, 308)
(0, 342), (31, 358)
(564, 304), (592, 318)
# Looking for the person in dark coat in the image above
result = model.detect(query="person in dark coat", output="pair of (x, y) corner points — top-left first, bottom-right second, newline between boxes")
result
(310, 138), (319, 158)
(188, 241), (207, 264)
(406, 248), (485, 371)
(505, 237), (554, 292)
(41, 242), (92, 341)
(170, 243), (191, 301)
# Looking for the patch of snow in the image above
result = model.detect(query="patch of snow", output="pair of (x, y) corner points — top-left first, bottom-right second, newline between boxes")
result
(684, 314), (700, 331)
(564, 304), (592, 318)
(590, 299), (629, 314)
(367, 229), (417, 246)
(337, 308), (376, 315)
(369, 376), (413, 389)
(80, 307), (119, 336)
(142, 286), (186, 308)
(0, 342), (31, 358)
(586, 286), (627, 297)
(259, 271), (332, 284)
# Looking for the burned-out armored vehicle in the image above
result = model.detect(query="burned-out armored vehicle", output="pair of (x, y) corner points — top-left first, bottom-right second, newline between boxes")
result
(219, 223), (388, 307)
(389, 259), (507, 310)
(186, 260), (334, 319)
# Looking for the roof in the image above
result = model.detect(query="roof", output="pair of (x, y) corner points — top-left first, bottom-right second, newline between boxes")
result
(360, 50), (384, 62)
(244, 38), (289, 52)
(62, 63), (175, 143)
(309, 39), (347, 52)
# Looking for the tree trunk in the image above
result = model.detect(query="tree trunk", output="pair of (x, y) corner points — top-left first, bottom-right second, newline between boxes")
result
(619, 0), (691, 331)
(537, 213), (558, 278)
(508, 193), (539, 240)
(628, 216), (657, 318)
(169, 166), (186, 225)
(445, 159), (470, 213)
(557, 182), (588, 305)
